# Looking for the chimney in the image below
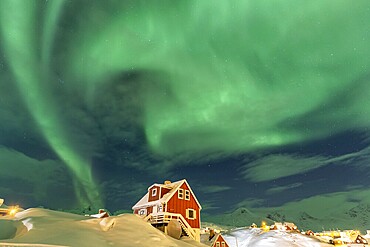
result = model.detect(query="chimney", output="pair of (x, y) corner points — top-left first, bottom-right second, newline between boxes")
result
(164, 180), (171, 185)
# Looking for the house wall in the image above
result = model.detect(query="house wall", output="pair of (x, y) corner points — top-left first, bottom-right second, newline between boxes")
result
(148, 186), (160, 202)
(166, 182), (200, 228)
(212, 235), (229, 247)
(134, 207), (152, 216)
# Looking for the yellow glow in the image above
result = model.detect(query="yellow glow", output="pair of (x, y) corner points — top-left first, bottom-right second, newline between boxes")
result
(260, 221), (270, 232)
(8, 206), (19, 216)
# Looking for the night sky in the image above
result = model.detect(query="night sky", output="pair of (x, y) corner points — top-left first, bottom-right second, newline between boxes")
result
(1, 0), (370, 219)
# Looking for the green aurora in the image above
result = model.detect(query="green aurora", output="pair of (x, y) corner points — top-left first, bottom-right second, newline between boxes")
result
(0, 0), (102, 207)
(63, 0), (370, 154)
(0, 0), (369, 209)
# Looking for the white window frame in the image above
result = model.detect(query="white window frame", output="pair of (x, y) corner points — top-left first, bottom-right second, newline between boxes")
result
(216, 243), (220, 247)
(178, 188), (184, 199)
(138, 208), (147, 216)
(152, 188), (157, 197)
(221, 242), (225, 247)
(185, 190), (190, 200)
(186, 208), (196, 220)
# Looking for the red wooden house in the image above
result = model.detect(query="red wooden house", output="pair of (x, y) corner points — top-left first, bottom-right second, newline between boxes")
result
(211, 234), (229, 247)
(132, 179), (202, 241)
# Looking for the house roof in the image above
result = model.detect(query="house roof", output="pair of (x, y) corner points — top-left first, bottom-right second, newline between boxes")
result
(132, 179), (202, 210)
(90, 212), (109, 218)
(148, 183), (163, 190)
(284, 222), (297, 228)
(208, 234), (227, 247)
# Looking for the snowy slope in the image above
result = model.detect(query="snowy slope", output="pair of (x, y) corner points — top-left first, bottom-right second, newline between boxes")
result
(205, 203), (370, 232)
(0, 208), (207, 247)
(223, 228), (332, 247)
(204, 207), (274, 228)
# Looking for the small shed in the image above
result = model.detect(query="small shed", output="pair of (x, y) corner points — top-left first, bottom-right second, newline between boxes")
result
(284, 222), (298, 231)
(210, 234), (229, 247)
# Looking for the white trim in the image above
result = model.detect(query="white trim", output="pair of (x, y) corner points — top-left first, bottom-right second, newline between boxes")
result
(160, 179), (202, 209)
(138, 208), (147, 216)
(132, 179), (202, 211)
(148, 183), (162, 190)
(153, 205), (158, 214)
(178, 188), (184, 199)
(181, 179), (202, 209)
(186, 208), (196, 220)
(152, 188), (157, 197)
(159, 187), (162, 198)
(185, 190), (190, 201)
(211, 234), (227, 247)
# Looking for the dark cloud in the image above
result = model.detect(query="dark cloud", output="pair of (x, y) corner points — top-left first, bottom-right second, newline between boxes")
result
(242, 154), (328, 182)
(197, 185), (232, 194)
(265, 183), (303, 195)
(0, 147), (75, 208)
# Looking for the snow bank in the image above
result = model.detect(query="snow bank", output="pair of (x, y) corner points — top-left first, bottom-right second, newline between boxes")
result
(223, 228), (332, 247)
(0, 208), (208, 247)
(0, 219), (27, 240)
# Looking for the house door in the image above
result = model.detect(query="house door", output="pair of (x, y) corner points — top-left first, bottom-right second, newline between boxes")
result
(152, 205), (158, 214)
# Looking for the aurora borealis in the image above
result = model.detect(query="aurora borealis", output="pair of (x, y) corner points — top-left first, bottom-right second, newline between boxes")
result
(1, 0), (370, 220)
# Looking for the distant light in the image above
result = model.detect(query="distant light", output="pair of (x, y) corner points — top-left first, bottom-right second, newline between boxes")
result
(8, 206), (19, 216)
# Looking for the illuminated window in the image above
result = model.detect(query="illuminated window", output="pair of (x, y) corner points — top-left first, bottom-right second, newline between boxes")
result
(178, 189), (184, 199)
(216, 243), (220, 247)
(221, 242), (225, 247)
(186, 208), (196, 220)
(185, 190), (190, 200)
(152, 188), (157, 197)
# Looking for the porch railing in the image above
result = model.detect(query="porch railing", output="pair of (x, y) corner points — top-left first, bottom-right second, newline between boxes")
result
(145, 212), (197, 241)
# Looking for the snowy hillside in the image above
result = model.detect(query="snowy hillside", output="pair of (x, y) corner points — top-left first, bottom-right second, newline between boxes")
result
(0, 208), (207, 247)
(204, 204), (370, 232)
(2, 207), (369, 246)
(203, 208), (274, 228)
(223, 228), (332, 247)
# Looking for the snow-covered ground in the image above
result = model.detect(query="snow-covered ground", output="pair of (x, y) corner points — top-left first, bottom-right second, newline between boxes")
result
(205, 203), (370, 233)
(1, 208), (357, 247)
(0, 208), (207, 247)
(223, 228), (332, 247)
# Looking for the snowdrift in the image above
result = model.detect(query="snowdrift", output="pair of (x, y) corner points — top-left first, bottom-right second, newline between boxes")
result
(0, 208), (207, 247)
(0, 219), (27, 240)
(224, 228), (332, 247)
